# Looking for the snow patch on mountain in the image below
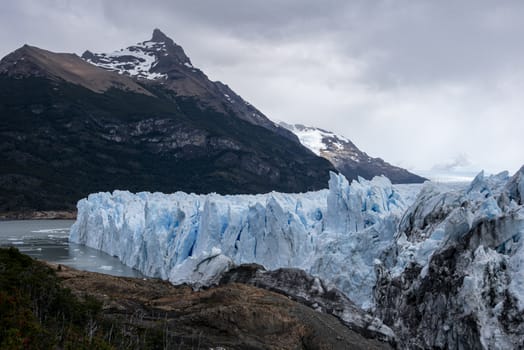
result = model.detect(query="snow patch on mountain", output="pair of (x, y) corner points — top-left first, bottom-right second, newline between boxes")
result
(279, 122), (349, 156)
(83, 41), (168, 80)
(279, 122), (427, 184)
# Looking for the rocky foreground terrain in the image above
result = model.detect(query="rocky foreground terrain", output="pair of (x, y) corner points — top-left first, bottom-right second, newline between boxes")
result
(54, 263), (392, 349)
(1, 247), (394, 349)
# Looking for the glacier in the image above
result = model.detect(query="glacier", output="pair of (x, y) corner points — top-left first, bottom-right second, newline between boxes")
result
(70, 166), (524, 348)
(374, 167), (524, 349)
(70, 172), (420, 309)
(70, 167), (524, 316)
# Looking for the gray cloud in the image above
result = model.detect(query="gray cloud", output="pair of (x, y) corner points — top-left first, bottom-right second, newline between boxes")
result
(432, 154), (472, 172)
(1, 0), (523, 176)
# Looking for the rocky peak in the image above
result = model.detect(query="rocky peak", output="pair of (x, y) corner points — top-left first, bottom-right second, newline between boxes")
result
(81, 29), (193, 80)
(0, 45), (39, 76)
(0, 45), (57, 73)
(148, 28), (192, 66)
(81, 29), (297, 139)
(151, 28), (171, 42)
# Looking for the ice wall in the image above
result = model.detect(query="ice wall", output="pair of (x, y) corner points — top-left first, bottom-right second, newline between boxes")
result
(373, 167), (524, 349)
(70, 172), (415, 307)
(70, 166), (524, 348)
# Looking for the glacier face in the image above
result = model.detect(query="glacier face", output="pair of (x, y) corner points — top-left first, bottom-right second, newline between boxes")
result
(374, 167), (524, 349)
(70, 166), (524, 348)
(70, 169), (524, 310)
(70, 172), (419, 308)
(69, 166), (524, 348)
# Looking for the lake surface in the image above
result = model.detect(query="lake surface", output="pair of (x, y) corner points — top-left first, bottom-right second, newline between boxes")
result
(0, 220), (143, 278)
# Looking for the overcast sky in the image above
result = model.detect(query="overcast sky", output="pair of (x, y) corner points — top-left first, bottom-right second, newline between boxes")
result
(1, 0), (523, 178)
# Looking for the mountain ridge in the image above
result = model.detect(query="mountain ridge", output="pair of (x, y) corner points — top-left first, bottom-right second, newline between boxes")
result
(78, 28), (424, 184)
(0, 29), (422, 212)
(280, 122), (426, 184)
(81, 29), (297, 141)
(0, 30), (336, 212)
(0, 45), (151, 95)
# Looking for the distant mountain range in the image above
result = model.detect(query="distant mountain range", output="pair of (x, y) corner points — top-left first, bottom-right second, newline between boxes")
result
(0, 29), (424, 212)
(280, 123), (426, 184)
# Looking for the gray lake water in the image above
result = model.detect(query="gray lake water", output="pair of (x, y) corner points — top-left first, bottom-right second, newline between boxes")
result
(0, 220), (143, 278)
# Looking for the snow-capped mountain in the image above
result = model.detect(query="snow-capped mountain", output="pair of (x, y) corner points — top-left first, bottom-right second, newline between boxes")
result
(82, 28), (191, 81)
(0, 30), (335, 212)
(82, 29), (292, 139)
(71, 165), (524, 349)
(280, 122), (426, 184)
(82, 30), (425, 185)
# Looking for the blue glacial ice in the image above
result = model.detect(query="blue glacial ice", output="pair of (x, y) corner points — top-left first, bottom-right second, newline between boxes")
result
(379, 167), (524, 349)
(70, 172), (419, 308)
(70, 166), (524, 314)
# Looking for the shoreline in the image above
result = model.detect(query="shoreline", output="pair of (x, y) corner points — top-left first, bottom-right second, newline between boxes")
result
(0, 210), (77, 221)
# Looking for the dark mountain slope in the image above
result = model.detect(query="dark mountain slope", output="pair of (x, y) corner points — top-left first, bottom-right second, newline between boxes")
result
(83, 28), (296, 141)
(0, 72), (333, 211)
